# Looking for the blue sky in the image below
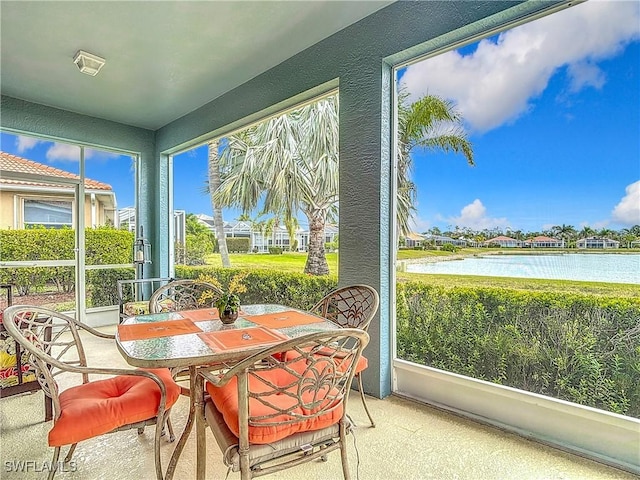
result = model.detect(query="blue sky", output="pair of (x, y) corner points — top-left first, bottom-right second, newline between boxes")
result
(2, 1), (639, 234)
(400, 0), (640, 233)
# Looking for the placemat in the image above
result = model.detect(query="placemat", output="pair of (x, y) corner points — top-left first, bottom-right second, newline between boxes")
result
(118, 319), (202, 342)
(198, 327), (288, 352)
(180, 308), (247, 322)
(246, 310), (324, 329)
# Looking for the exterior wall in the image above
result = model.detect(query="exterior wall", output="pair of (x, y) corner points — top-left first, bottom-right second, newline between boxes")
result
(577, 238), (620, 249)
(0, 190), (13, 229)
(0, 188), (111, 229)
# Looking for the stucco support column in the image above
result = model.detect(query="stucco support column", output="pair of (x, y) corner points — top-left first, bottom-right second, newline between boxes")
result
(141, 149), (171, 279)
(339, 61), (393, 399)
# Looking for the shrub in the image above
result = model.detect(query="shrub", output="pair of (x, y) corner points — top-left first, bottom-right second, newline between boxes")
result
(440, 243), (458, 252)
(0, 227), (134, 299)
(396, 282), (640, 418)
(225, 237), (250, 253)
(89, 267), (135, 308)
(268, 247), (283, 255)
(175, 266), (337, 310)
(185, 234), (214, 265)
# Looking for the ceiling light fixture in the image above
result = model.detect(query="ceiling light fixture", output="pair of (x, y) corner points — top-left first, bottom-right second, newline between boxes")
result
(73, 50), (106, 76)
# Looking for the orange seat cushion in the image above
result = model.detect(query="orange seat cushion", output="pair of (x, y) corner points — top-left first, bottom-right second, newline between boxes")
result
(354, 354), (368, 374)
(49, 368), (180, 447)
(206, 364), (343, 445)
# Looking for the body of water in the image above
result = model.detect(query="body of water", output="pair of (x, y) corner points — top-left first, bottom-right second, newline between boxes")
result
(405, 253), (640, 284)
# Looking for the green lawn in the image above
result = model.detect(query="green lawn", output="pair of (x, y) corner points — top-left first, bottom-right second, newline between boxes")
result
(204, 250), (638, 298)
(204, 252), (339, 274)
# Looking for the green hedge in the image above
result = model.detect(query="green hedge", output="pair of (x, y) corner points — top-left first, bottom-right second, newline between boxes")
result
(89, 267), (136, 308)
(175, 266), (337, 310)
(220, 238), (250, 253)
(396, 282), (640, 418)
(0, 228), (134, 298)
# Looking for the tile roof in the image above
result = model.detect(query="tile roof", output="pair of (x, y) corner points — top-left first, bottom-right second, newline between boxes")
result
(0, 151), (112, 191)
(486, 235), (518, 242)
(405, 232), (425, 241)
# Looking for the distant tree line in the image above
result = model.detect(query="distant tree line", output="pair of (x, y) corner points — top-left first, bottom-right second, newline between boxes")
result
(423, 224), (640, 248)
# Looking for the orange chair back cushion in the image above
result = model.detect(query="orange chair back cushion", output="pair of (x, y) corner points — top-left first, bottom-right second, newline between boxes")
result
(49, 368), (180, 447)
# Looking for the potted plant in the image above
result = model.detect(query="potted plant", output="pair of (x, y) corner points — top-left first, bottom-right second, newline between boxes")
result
(196, 272), (248, 324)
(215, 292), (241, 324)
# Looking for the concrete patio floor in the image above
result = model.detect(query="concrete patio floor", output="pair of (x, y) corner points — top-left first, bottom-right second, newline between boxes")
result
(0, 327), (636, 480)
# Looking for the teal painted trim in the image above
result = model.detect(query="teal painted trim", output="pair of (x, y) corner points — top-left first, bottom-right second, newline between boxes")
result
(0, 96), (154, 154)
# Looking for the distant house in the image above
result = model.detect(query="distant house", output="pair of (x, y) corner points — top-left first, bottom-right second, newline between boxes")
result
(119, 207), (186, 247)
(0, 151), (116, 229)
(576, 237), (619, 249)
(404, 232), (425, 248)
(524, 235), (564, 248)
(423, 234), (467, 247)
(195, 214), (337, 252)
(484, 235), (522, 248)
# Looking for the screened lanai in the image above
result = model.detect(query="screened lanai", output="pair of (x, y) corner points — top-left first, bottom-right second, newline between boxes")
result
(1, 1), (637, 477)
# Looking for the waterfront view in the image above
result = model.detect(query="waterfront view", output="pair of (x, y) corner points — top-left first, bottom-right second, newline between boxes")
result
(405, 253), (640, 284)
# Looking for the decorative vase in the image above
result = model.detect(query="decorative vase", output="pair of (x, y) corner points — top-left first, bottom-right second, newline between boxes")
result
(219, 309), (238, 324)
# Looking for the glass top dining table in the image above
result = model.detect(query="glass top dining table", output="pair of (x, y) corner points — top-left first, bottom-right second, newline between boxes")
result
(116, 303), (341, 480)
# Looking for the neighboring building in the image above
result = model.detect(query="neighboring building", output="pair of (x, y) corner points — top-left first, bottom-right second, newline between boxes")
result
(0, 151), (116, 229)
(524, 235), (564, 248)
(484, 235), (522, 248)
(576, 237), (620, 249)
(195, 214), (338, 252)
(424, 234), (468, 247)
(403, 232), (425, 248)
(119, 207), (186, 247)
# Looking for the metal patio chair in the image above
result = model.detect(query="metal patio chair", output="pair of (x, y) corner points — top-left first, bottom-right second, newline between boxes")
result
(201, 329), (369, 480)
(2, 305), (181, 480)
(117, 277), (173, 322)
(148, 279), (224, 314)
(310, 284), (380, 427)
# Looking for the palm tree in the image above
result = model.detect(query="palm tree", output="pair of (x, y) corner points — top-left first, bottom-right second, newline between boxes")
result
(551, 224), (576, 247)
(283, 216), (299, 251)
(396, 88), (474, 236)
(215, 95), (339, 275)
(207, 140), (231, 267)
(579, 226), (596, 239)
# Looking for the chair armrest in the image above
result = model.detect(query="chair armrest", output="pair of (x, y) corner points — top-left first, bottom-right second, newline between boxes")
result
(74, 321), (115, 340)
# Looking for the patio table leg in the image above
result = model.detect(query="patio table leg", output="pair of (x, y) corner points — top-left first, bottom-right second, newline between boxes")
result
(195, 371), (206, 480)
(165, 366), (197, 480)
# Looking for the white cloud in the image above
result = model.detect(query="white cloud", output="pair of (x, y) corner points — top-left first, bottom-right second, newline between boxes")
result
(611, 180), (640, 225)
(447, 199), (510, 230)
(401, 0), (640, 133)
(46, 143), (81, 161)
(85, 148), (120, 161)
(409, 215), (430, 233)
(16, 136), (40, 153)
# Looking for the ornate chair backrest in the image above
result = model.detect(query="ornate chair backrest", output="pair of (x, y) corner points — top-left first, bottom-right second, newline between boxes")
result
(2, 305), (90, 421)
(148, 279), (224, 313)
(311, 284), (379, 331)
(206, 329), (369, 448)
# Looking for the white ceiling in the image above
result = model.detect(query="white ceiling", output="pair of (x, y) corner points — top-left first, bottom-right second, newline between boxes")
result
(1, 1), (393, 130)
